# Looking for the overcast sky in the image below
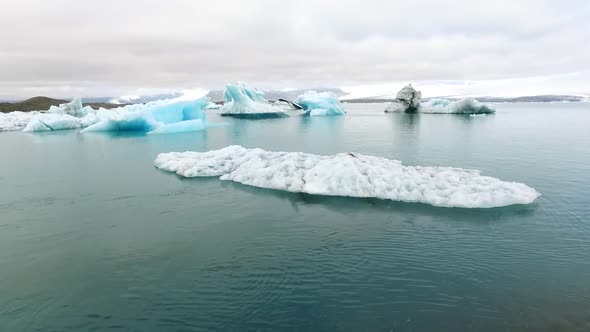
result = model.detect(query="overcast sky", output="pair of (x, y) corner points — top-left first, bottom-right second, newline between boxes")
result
(0, 0), (589, 99)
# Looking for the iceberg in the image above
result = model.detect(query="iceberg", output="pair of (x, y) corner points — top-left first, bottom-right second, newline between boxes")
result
(219, 83), (288, 118)
(155, 146), (540, 208)
(2, 97), (222, 134)
(385, 85), (422, 113)
(2, 97), (95, 132)
(82, 97), (215, 134)
(420, 98), (496, 114)
(295, 91), (346, 116)
(383, 85), (495, 114)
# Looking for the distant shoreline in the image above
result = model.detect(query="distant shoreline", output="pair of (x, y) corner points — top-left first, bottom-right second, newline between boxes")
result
(0, 96), (124, 113)
(2, 94), (587, 113)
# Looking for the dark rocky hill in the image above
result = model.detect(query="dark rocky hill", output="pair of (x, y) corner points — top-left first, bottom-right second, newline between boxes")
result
(0, 96), (124, 113)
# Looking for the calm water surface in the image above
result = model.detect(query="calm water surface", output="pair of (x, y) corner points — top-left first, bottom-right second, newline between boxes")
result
(1, 103), (589, 331)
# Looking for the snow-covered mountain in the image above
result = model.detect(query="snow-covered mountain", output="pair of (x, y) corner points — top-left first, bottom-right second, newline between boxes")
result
(107, 92), (184, 104)
(205, 88), (347, 103)
(341, 94), (590, 103)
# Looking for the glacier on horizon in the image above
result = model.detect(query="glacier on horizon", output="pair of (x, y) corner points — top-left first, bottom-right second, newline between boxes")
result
(295, 91), (346, 116)
(155, 146), (540, 208)
(219, 83), (288, 118)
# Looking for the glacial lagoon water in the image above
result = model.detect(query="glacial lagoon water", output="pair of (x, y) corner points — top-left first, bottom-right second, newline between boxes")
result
(1, 102), (589, 331)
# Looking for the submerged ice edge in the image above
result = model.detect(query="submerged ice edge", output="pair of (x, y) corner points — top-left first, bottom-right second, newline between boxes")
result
(154, 145), (540, 209)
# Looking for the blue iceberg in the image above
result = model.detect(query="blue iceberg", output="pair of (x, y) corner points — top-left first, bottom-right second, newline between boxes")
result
(82, 97), (218, 134)
(220, 83), (288, 118)
(295, 91), (346, 116)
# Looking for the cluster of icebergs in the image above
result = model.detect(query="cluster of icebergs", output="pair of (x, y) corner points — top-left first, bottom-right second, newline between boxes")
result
(0, 83), (349, 132)
(219, 83), (345, 118)
(0, 83), (539, 208)
(155, 145), (540, 208)
(384, 85), (496, 114)
(1, 97), (219, 134)
(0, 83), (500, 134)
(0, 86), (345, 134)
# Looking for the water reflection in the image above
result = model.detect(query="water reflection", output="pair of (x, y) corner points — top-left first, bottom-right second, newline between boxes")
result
(298, 115), (343, 135)
(387, 113), (421, 143)
(2, 103), (590, 332)
(219, 178), (537, 224)
(400, 113), (420, 130)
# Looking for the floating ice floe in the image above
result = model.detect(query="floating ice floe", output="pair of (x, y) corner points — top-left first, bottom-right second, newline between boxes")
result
(82, 97), (215, 134)
(155, 146), (540, 208)
(421, 98), (496, 114)
(0, 111), (41, 131)
(295, 91), (346, 116)
(219, 83), (288, 118)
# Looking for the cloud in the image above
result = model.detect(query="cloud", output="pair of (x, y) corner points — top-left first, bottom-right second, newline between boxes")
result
(0, 0), (588, 99)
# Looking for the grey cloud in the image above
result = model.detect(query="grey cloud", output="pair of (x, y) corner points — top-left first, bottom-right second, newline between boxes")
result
(0, 0), (589, 99)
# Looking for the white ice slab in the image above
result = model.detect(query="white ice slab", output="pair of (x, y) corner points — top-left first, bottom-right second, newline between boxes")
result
(155, 146), (540, 208)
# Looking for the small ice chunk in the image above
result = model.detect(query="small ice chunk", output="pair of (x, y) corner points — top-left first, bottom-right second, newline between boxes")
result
(155, 146), (540, 208)
(295, 91), (346, 116)
(205, 102), (220, 110)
